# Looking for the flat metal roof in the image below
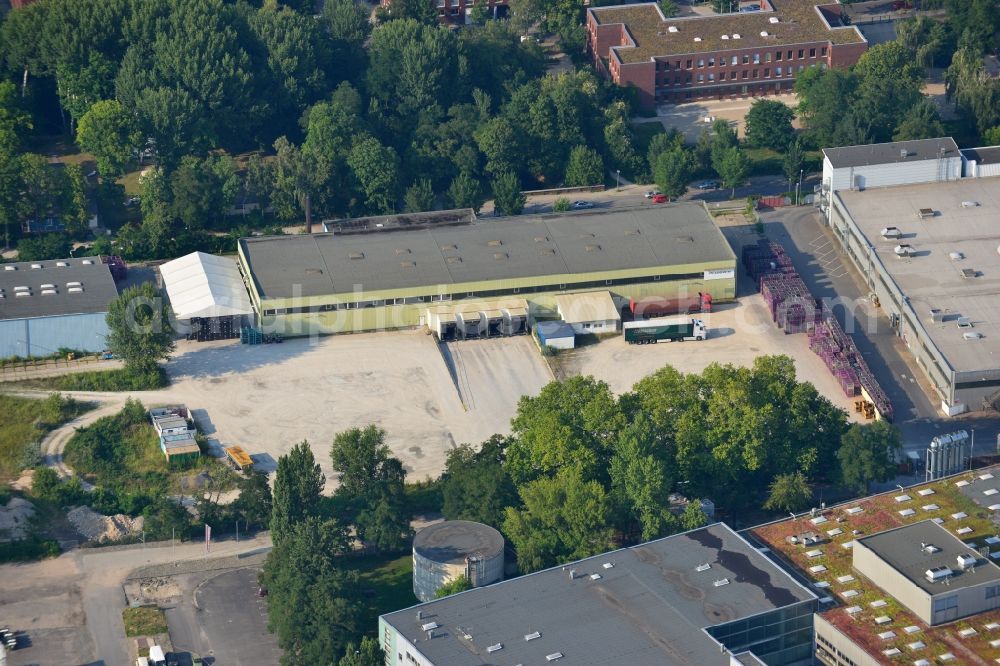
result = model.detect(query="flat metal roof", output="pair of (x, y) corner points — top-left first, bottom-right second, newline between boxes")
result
(836, 177), (1000, 375)
(962, 146), (1000, 165)
(382, 523), (815, 666)
(823, 137), (960, 169)
(857, 520), (1000, 595)
(413, 520), (504, 565)
(555, 291), (621, 324)
(0, 257), (118, 321)
(239, 204), (735, 300)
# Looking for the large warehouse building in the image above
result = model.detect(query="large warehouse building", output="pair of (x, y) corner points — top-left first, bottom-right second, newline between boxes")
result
(0, 257), (118, 358)
(380, 523), (818, 666)
(827, 172), (1000, 415)
(237, 204), (736, 336)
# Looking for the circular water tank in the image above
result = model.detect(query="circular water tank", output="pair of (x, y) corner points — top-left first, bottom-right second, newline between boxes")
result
(412, 520), (504, 602)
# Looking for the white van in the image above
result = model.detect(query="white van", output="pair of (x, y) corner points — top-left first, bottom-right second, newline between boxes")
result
(148, 646), (166, 666)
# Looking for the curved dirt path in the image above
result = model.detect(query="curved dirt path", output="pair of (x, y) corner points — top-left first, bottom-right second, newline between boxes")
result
(40, 397), (128, 483)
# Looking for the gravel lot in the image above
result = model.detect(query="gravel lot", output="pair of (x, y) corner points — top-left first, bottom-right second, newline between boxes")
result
(552, 294), (864, 422)
(144, 330), (552, 489)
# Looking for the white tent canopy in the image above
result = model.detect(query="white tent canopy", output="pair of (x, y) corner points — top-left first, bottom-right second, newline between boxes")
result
(160, 251), (253, 320)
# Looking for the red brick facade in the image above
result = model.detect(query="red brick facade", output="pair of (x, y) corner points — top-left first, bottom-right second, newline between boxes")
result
(587, 2), (868, 110)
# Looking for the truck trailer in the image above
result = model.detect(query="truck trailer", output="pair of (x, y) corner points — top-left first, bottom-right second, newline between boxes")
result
(623, 317), (707, 344)
(629, 293), (712, 319)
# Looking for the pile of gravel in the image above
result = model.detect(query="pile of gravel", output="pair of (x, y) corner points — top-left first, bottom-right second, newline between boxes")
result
(0, 497), (36, 541)
(67, 506), (144, 542)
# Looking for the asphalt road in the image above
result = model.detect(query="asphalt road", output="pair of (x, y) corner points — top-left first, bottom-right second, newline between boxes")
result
(760, 206), (1000, 466)
(166, 568), (281, 666)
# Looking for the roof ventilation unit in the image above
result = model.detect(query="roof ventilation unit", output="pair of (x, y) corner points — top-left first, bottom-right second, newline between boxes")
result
(400, 261), (416, 268)
(68, 287), (84, 293)
(769, 16), (779, 23)
(487, 644), (503, 653)
(30, 263), (42, 269)
(900, 149), (910, 158)
(760, 31), (769, 37)
(961, 268), (978, 279)
(41, 289), (56, 295)
(950, 251), (965, 261)
(40, 283), (55, 289)
(928, 309), (944, 324)
(66, 281), (82, 287)
(13, 286), (29, 292)
(693, 37), (702, 42)
(962, 201), (980, 208)
(917, 208), (934, 219)
(546, 654), (564, 662)
(721, 34), (729, 40)
(880, 226), (902, 239)
(56, 261), (69, 267)
(488, 239), (502, 247)
(590, 573), (601, 580)
(668, 25), (679, 33)
(15, 291), (30, 297)
(957, 553), (977, 570)
(349, 252), (364, 260)
(713, 578), (730, 587)
(82, 259), (94, 265)
(421, 622), (439, 631)
(603, 562), (614, 569)
(922, 543), (940, 554)
(3, 265), (15, 271)
(525, 632), (541, 641)
(696, 563), (711, 572)
(925, 566), (952, 582)
(394, 248), (411, 255)
(732, 33), (741, 39)
(894, 244), (914, 258)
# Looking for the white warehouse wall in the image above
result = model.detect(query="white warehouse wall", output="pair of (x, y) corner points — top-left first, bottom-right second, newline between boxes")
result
(824, 157), (963, 194)
(0, 312), (109, 358)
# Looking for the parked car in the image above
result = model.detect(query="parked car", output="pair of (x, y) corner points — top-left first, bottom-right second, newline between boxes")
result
(644, 190), (661, 199)
(571, 200), (594, 209)
(891, 0), (912, 9)
(695, 180), (718, 189)
(651, 194), (669, 203)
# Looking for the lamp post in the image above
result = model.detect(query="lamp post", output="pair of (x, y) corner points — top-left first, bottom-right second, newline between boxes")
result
(615, 169), (621, 192)
(796, 169), (804, 205)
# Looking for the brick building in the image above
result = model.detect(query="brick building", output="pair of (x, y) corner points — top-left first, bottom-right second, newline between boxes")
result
(380, 0), (508, 24)
(587, 0), (867, 110)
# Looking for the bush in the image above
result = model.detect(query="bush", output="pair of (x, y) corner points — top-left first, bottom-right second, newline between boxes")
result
(51, 367), (169, 391)
(553, 197), (571, 212)
(0, 537), (61, 563)
(31, 466), (61, 501)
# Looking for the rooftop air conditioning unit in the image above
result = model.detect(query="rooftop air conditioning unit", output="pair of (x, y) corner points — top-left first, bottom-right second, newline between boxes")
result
(962, 201), (980, 208)
(760, 31), (769, 37)
(721, 34), (729, 39)
(30, 263), (41, 269)
(769, 16), (779, 23)
(3, 265), (15, 271)
(894, 244), (914, 257)
(668, 25), (679, 32)
(881, 226), (902, 239)
(81, 259), (94, 265)
(732, 33), (741, 38)
(901, 149), (909, 158)
(925, 566), (952, 582)
(950, 251), (965, 261)
(928, 309), (944, 323)
(957, 553), (976, 570)
(56, 261), (68, 267)
(693, 37), (702, 42)
(964, 331), (985, 340)
(957, 316), (972, 328)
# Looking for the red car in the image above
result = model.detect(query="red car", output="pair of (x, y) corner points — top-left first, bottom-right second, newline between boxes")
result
(891, 0), (912, 9)
(651, 194), (669, 203)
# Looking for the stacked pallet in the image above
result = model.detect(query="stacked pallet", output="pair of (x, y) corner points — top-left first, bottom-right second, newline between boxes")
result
(744, 239), (894, 420)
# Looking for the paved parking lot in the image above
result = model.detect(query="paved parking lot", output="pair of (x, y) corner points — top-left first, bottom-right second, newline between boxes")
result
(165, 568), (280, 666)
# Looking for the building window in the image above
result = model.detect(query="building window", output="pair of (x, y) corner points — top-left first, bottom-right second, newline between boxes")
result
(753, 53), (760, 64)
(798, 64), (804, 72)
(775, 66), (782, 76)
(731, 55), (738, 65)
(675, 60), (681, 68)
(686, 59), (692, 68)
(708, 57), (715, 66)
(798, 49), (804, 59)
(752, 69), (758, 79)
(810, 48), (816, 58)
(763, 68), (769, 78)
(697, 74), (704, 82)
(697, 58), (704, 67)
(742, 54), (749, 64)
(775, 51), (782, 61)
(765, 52), (772, 63)
(821, 46), (827, 57)
(820, 62), (827, 70)
(730, 71), (737, 80)
(708, 73), (715, 81)
(987, 585), (1000, 599)
(741, 70), (748, 79)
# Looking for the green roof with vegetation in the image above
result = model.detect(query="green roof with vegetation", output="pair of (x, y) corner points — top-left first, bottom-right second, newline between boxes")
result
(750, 468), (1000, 664)
(590, 0), (864, 65)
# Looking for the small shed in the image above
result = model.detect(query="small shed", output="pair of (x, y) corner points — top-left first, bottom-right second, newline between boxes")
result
(160, 432), (200, 465)
(555, 291), (621, 334)
(536, 320), (575, 349)
(224, 446), (254, 472)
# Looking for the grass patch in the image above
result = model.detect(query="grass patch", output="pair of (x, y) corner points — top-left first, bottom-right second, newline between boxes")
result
(65, 399), (170, 486)
(356, 553), (417, 626)
(0, 537), (61, 563)
(122, 606), (168, 637)
(0, 394), (90, 480)
(12, 367), (169, 392)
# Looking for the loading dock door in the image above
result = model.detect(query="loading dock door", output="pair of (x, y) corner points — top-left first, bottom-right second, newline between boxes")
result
(483, 310), (503, 337)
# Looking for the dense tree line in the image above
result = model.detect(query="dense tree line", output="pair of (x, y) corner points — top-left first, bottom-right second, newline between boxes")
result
(0, 0), (654, 262)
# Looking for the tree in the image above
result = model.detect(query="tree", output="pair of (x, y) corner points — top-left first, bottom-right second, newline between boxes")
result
(608, 414), (674, 540)
(65, 164), (90, 234)
(356, 497), (411, 553)
(553, 197), (571, 212)
(323, 0), (372, 77)
(653, 147), (692, 199)
(715, 146), (749, 197)
(503, 469), (614, 573)
(680, 500), (709, 531)
(892, 99), (947, 141)
(744, 99), (796, 150)
(384, 0), (439, 24)
(564, 145), (604, 187)
(270, 441), (326, 544)
(105, 282), (176, 375)
(441, 437), (516, 527)
(260, 517), (360, 665)
(435, 575), (472, 598)
(143, 497), (192, 540)
(169, 155), (235, 230)
(233, 471), (273, 530)
(448, 172), (485, 212)
(32, 466), (62, 502)
(837, 421), (902, 493)
(16, 234), (72, 262)
(763, 471), (813, 513)
(338, 637), (383, 666)
(0, 81), (32, 156)
(783, 139), (804, 185)
(492, 170), (525, 216)
(348, 137), (400, 214)
(658, 0), (680, 17)
(404, 178), (435, 213)
(646, 128), (684, 174)
(984, 126), (1000, 145)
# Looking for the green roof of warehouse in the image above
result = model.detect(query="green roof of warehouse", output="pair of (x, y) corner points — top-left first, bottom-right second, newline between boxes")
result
(239, 203), (735, 300)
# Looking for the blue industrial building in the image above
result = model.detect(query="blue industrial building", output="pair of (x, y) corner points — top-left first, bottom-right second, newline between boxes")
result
(0, 257), (119, 358)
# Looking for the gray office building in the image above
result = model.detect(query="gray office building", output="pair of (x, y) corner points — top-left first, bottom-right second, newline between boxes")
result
(379, 523), (818, 666)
